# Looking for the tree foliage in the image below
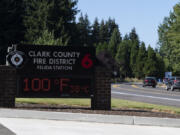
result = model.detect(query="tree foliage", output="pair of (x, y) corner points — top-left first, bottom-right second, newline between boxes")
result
(115, 40), (131, 78)
(144, 46), (157, 76)
(108, 28), (122, 58)
(129, 28), (140, 77)
(158, 3), (180, 75)
(76, 13), (91, 46)
(135, 42), (147, 78)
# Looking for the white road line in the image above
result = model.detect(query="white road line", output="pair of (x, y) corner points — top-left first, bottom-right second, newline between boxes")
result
(112, 91), (180, 102)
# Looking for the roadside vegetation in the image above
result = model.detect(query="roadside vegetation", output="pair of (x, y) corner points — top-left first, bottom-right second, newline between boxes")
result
(16, 98), (180, 115)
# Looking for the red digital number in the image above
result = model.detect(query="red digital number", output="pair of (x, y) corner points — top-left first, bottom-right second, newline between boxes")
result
(23, 78), (51, 92)
(32, 78), (41, 91)
(24, 78), (29, 91)
(41, 78), (51, 91)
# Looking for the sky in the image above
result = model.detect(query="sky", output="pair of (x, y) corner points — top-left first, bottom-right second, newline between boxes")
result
(76, 0), (179, 48)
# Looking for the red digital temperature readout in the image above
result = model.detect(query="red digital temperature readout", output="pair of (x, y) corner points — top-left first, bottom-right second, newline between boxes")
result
(18, 77), (92, 98)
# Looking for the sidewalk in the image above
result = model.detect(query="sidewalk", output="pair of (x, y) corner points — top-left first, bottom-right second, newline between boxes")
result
(1, 108), (180, 135)
(0, 108), (180, 128)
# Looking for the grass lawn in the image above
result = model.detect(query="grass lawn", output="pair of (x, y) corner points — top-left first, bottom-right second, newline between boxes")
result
(16, 98), (180, 115)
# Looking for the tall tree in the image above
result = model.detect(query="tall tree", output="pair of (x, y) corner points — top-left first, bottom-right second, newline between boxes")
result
(156, 53), (165, 78)
(99, 20), (109, 43)
(106, 18), (119, 39)
(135, 42), (147, 78)
(115, 40), (131, 78)
(158, 12), (175, 72)
(76, 13), (91, 46)
(129, 28), (140, 77)
(158, 3), (180, 75)
(143, 46), (157, 76)
(166, 4), (180, 74)
(23, 0), (50, 43)
(92, 18), (100, 45)
(47, 0), (78, 45)
(108, 28), (122, 57)
(129, 27), (139, 42)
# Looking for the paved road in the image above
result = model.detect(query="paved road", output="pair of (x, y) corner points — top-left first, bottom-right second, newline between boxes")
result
(112, 83), (180, 107)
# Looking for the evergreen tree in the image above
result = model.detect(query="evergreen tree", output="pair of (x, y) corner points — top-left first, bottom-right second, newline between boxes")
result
(143, 46), (157, 76)
(123, 34), (130, 41)
(156, 53), (165, 78)
(135, 42), (147, 78)
(158, 3), (180, 75)
(76, 13), (91, 46)
(106, 18), (119, 39)
(22, 0), (78, 45)
(166, 4), (180, 74)
(108, 28), (122, 57)
(129, 27), (139, 42)
(92, 18), (100, 45)
(99, 20), (109, 43)
(23, 0), (50, 43)
(47, 0), (78, 45)
(158, 12), (175, 72)
(129, 28), (140, 77)
(32, 29), (64, 45)
(115, 40), (131, 78)
(96, 42), (108, 55)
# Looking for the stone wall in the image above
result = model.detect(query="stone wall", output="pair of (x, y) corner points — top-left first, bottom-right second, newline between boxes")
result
(0, 66), (16, 107)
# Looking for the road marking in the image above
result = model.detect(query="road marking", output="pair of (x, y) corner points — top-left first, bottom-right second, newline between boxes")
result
(131, 85), (138, 88)
(132, 84), (167, 89)
(112, 91), (180, 102)
(112, 84), (120, 88)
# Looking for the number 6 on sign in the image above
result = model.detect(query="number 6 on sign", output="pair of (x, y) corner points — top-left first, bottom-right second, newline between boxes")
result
(81, 54), (93, 69)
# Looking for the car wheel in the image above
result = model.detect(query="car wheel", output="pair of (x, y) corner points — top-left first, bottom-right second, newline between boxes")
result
(152, 85), (156, 88)
(171, 86), (174, 91)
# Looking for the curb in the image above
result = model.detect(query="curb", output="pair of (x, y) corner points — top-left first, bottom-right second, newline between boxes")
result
(0, 108), (180, 128)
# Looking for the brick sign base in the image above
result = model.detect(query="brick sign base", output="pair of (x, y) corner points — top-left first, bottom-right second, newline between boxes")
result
(0, 66), (16, 107)
(0, 66), (111, 110)
(92, 67), (111, 110)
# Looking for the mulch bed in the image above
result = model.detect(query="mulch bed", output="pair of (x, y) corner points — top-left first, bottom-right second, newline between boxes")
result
(15, 103), (180, 119)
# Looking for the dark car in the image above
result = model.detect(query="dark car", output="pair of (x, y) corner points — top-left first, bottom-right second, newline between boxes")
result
(143, 77), (157, 88)
(166, 76), (180, 91)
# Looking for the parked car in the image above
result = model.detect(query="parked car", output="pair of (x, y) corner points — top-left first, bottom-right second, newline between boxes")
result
(166, 76), (180, 91)
(143, 77), (157, 88)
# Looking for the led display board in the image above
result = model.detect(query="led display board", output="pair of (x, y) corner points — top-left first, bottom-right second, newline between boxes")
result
(7, 44), (95, 98)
